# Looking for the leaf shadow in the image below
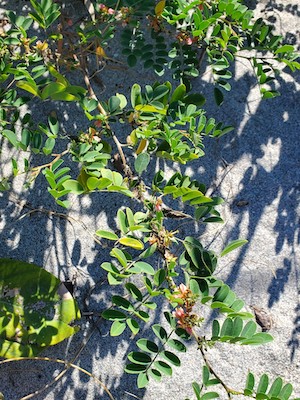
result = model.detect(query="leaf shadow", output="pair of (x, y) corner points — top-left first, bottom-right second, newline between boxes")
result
(1, 0), (300, 398)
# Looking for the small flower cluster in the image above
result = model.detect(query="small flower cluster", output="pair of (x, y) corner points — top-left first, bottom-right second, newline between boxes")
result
(148, 226), (177, 256)
(98, 4), (115, 15)
(98, 4), (131, 26)
(154, 197), (163, 212)
(176, 31), (198, 46)
(173, 284), (201, 335)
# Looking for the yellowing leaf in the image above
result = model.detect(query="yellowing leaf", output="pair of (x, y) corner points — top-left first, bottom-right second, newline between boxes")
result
(16, 81), (40, 97)
(136, 138), (148, 155)
(119, 237), (144, 250)
(128, 112), (135, 124)
(155, 0), (166, 16)
(135, 104), (167, 115)
(127, 130), (137, 145)
(96, 46), (107, 58)
(36, 40), (48, 51)
(96, 230), (119, 241)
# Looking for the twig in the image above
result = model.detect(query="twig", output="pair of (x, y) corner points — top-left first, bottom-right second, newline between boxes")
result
(198, 343), (243, 399)
(7, 193), (102, 246)
(81, 63), (133, 177)
(83, 0), (96, 22)
(205, 163), (234, 198)
(0, 356), (115, 400)
(31, 149), (70, 174)
(0, 308), (104, 400)
(124, 391), (143, 400)
(198, 46), (207, 69)
(111, 132), (133, 177)
(2, 77), (15, 92)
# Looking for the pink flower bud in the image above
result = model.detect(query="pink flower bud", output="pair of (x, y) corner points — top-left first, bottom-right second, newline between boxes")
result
(185, 326), (193, 335)
(179, 283), (187, 295)
(155, 198), (162, 211)
(94, 120), (102, 128)
(174, 307), (185, 319)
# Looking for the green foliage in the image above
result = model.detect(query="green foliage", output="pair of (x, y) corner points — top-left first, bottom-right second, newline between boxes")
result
(220, 239), (248, 257)
(181, 236), (221, 278)
(101, 282), (157, 336)
(186, 369), (300, 399)
(43, 160), (72, 208)
(124, 312), (187, 388)
(243, 372), (300, 400)
(0, 259), (80, 358)
(128, 81), (232, 163)
(0, 0), (299, 398)
(29, 0), (60, 30)
(211, 317), (273, 344)
(159, 0), (299, 97)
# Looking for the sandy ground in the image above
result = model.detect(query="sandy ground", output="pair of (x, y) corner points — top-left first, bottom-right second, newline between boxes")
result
(0, 0), (300, 399)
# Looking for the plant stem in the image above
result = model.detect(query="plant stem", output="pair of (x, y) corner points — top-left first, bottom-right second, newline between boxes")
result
(81, 63), (133, 177)
(31, 149), (70, 173)
(8, 193), (102, 246)
(198, 343), (243, 399)
(82, 68), (107, 116)
(83, 0), (96, 22)
(198, 46), (207, 69)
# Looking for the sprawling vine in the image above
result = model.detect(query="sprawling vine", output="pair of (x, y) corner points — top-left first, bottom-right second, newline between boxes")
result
(0, 0), (299, 398)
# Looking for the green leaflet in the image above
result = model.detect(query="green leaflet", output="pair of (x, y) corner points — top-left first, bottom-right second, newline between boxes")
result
(2, 0), (300, 396)
(243, 373), (297, 400)
(0, 259), (80, 358)
(119, 237), (144, 250)
(95, 230), (119, 241)
(220, 239), (248, 257)
(125, 322), (188, 388)
(211, 316), (273, 345)
(135, 152), (150, 175)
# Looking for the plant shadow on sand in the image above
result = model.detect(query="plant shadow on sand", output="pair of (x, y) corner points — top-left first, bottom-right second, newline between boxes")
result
(0, 0), (299, 398)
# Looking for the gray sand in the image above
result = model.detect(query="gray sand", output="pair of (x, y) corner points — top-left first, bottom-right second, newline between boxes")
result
(0, 0), (299, 399)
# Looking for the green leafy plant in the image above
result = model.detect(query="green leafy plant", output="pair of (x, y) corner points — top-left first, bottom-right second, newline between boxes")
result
(0, 0), (299, 398)
(186, 368), (299, 400)
(0, 259), (80, 358)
